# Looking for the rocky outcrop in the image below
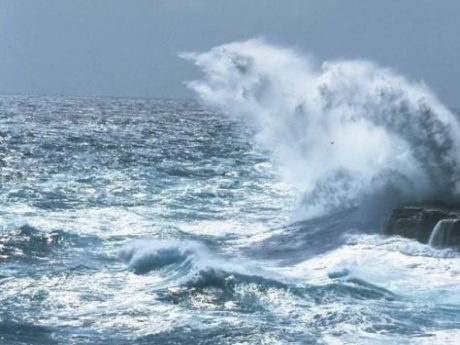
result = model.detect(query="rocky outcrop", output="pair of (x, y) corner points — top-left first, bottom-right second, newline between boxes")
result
(384, 205), (460, 247)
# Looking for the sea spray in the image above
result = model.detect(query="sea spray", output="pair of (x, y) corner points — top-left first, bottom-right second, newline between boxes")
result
(183, 39), (460, 219)
(428, 219), (460, 248)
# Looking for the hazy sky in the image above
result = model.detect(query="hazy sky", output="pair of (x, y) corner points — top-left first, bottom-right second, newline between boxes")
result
(0, 0), (459, 106)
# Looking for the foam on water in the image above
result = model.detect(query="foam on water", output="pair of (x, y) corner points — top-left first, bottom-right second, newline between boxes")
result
(183, 39), (460, 218)
(2, 90), (460, 343)
(282, 233), (460, 303)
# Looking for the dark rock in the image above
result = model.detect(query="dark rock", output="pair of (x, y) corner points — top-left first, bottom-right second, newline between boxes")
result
(384, 205), (460, 245)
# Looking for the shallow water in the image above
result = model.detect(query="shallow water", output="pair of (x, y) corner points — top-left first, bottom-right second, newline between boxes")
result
(1, 95), (460, 344)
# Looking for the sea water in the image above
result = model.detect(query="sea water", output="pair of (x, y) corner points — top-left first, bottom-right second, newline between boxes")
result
(1, 40), (460, 344)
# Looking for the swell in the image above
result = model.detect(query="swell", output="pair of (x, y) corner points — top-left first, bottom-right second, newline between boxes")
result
(0, 321), (56, 345)
(119, 239), (396, 303)
(183, 39), (460, 220)
(0, 224), (101, 262)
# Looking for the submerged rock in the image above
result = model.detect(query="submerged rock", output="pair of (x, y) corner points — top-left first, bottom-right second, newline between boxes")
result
(384, 205), (460, 247)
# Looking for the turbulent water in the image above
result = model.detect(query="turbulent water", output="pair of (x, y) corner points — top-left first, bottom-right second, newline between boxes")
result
(1, 42), (460, 344)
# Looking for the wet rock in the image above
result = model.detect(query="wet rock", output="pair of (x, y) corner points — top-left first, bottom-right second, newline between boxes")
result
(384, 204), (460, 245)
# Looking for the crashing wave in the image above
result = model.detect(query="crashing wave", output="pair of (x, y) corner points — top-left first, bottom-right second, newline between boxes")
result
(119, 239), (293, 290)
(183, 39), (460, 219)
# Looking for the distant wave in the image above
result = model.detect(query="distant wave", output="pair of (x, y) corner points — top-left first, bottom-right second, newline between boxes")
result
(183, 39), (460, 219)
(0, 224), (100, 262)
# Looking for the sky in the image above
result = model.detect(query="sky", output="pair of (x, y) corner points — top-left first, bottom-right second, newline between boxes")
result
(0, 0), (459, 106)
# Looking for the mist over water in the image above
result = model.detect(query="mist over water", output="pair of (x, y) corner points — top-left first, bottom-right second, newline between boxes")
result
(183, 39), (460, 219)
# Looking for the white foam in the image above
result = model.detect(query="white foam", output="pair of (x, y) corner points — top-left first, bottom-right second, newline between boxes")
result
(281, 234), (460, 303)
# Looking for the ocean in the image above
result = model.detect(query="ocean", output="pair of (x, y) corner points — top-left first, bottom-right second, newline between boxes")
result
(1, 40), (460, 344)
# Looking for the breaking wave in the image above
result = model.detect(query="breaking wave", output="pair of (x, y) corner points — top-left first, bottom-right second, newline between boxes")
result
(119, 239), (398, 304)
(119, 239), (205, 275)
(183, 39), (460, 219)
(119, 239), (298, 291)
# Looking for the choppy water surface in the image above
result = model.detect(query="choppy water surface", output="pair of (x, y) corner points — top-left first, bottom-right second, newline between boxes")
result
(1, 95), (460, 344)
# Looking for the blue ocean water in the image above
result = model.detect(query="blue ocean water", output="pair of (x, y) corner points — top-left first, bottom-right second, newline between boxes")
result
(1, 94), (460, 344)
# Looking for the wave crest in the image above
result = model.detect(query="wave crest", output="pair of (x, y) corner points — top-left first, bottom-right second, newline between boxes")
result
(119, 239), (205, 275)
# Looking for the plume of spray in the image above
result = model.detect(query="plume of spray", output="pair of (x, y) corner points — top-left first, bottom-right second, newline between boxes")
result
(182, 39), (460, 220)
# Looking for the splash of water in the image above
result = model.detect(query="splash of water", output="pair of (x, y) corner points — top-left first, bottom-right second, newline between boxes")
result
(182, 39), (460, 219)
(428, 219), (460, 248)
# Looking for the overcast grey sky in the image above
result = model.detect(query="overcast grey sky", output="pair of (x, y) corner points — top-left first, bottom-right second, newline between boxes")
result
(0, 0), (459, 105)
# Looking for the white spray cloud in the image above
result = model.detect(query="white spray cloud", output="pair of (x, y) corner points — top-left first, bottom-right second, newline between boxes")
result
(182, 39), (460, 219)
